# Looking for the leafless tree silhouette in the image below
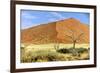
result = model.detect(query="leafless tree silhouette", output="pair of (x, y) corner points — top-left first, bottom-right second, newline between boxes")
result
(64, 29), (84, 49)
(59, 26), (84, 55)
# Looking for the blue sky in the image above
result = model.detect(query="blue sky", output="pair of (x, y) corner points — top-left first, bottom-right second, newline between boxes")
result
(21, 10), (90, 29)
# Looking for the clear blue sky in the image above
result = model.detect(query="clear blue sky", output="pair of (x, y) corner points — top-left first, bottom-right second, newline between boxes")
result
(21, 10), (90, 29)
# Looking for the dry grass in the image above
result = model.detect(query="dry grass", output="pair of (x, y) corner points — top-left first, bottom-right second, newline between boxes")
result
(21, 43), (90, 63)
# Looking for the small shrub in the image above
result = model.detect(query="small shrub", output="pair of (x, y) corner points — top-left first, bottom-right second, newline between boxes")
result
(76, 48), (88, 53)
(21, 46), (25, 49)
(21, 55), (33, 62)
(67, 56), (73, 61)
(56, 48), (71, 54)
(33, 51), (66, 62)
(47, 52), (66, 61)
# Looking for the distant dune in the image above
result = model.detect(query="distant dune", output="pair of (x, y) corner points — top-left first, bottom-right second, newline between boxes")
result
(21, 18), (89, 44)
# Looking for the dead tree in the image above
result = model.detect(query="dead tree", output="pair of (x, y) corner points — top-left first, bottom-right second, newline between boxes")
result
(64, 29), (84, 49)
(67, 29), (84, 55)
(59, 26), (84, 56)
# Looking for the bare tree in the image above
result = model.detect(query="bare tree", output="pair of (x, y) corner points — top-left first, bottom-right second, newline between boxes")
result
(59, 26), (84, 56)
(64, 29), (84, 49)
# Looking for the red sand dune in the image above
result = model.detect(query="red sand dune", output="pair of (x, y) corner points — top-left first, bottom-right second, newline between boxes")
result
(21, 18), (89, 44)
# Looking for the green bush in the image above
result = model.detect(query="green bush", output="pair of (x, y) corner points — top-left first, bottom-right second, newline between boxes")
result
(56, 48), (72, 54)
(76, 48), (88, 53)
(56, 48), (89, 56)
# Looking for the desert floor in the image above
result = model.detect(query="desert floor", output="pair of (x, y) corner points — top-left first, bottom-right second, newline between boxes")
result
(21, 43), (90, 63)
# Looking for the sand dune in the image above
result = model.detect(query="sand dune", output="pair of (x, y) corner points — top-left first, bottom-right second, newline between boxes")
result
(21, 18), (89, 44)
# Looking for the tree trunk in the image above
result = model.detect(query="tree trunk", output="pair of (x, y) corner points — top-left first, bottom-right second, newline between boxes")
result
(72, 40), (78, 56)
(73, 41), (76, 49)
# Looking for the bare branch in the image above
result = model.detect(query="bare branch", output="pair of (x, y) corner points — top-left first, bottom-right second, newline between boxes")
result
(75, 32), (84, 41)
(65, 34), (74, 41)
